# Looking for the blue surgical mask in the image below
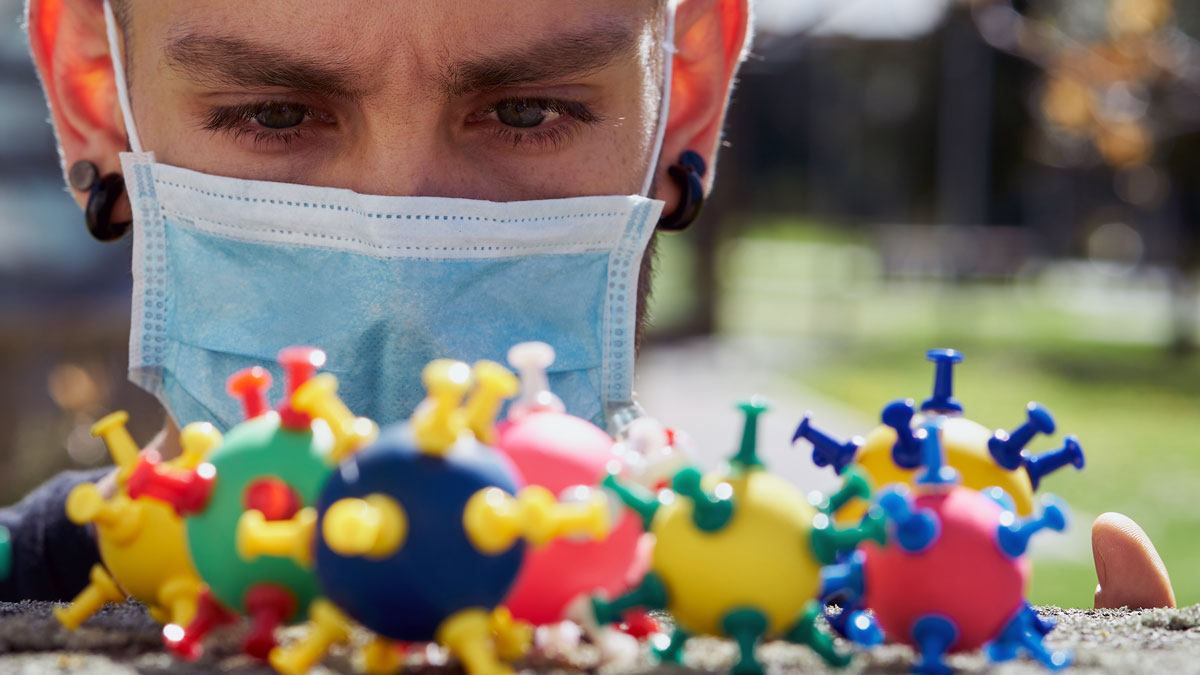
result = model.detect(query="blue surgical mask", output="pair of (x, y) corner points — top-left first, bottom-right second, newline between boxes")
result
(104, 1), (673, 432)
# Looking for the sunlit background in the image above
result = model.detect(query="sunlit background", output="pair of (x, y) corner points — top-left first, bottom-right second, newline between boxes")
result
(2, 0), (1198, 609)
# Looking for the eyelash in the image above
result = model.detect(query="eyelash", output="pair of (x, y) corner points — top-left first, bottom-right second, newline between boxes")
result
(201, 102), (318, 149)
(201, 98), (602, 151)
(476, 98), (601, 150)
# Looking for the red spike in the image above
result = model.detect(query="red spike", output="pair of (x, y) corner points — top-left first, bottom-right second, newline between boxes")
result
(244, 477), (302, 521)
(243, 584), (297, 660)
(126, 453), (216, 516)
(278, 346), (326, 396)
(619, 609), (661, 639)
(276, 347), (327, 430)
(163, 589), (237, 660)
(227, 367), (272, 420)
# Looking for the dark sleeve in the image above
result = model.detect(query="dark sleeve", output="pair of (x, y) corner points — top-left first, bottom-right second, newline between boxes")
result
(0, 468), (109, 601)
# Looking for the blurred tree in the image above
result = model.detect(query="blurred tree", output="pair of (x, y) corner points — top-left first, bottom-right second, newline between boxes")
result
(968, 0), (1200, 352)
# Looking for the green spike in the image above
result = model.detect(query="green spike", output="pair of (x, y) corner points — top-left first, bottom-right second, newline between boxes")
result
(672, 467), (734, 532)
(810, 509), (887, 565)
(721, 608), (769, 675)
(601, 473), (660, 531)
(783, 600), (853, 668)
(730, 398), (769, 469)
(822, 466), (873, 515)
(0, 526), (10, 580)
(654, 626), (691, 664)
(591, 572), (669, 625)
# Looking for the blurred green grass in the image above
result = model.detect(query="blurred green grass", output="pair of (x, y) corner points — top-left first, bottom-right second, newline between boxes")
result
(650, 221), (1200, 609)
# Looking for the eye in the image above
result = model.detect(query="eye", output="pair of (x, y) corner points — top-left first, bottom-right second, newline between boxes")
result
(493, 99), (562, 129)
(253, 103), (309, 130)
(201, 101), (337, 150)
(465, 96), (602, 151)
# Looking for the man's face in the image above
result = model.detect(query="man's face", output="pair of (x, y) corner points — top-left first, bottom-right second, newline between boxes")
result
(120, 0), (665, 201)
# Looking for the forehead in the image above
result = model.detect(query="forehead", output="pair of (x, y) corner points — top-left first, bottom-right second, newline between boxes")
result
(129, 0), (660, 74)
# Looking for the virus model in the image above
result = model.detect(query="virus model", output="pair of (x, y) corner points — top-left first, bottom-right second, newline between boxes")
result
(820, 416), (1072, 674)
(793, 348), (1084, 518)
(573, 399), (884, 674)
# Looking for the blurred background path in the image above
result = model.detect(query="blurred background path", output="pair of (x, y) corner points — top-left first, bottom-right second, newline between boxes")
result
(636, 337), (867, 496)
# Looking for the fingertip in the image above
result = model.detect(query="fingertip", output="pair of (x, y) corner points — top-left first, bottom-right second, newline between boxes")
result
(1092, 512), (1175, 609)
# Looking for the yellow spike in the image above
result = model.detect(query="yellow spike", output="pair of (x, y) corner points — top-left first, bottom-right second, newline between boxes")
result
(54, 565), (126, 630)
(157, 575), (203, 628)
(413, 359), (472, 455)
(463, 487), (525, 554)
(322, 495), (407, 560)
(293, 373), (379, 462)
(174, 422), (223, 470)
(437, 608), (513, 675)
(91, 411), (140, 480)
(236, 508), (317, 567)
(489, 606), (533, 661)
(65, 485), (143, 544)
(516, 485), (612, 546)
(463, 485), (612, 554)
(269, 599), (352, 675)
(464, 361), (519, 444)
(359, 636), (403, 674)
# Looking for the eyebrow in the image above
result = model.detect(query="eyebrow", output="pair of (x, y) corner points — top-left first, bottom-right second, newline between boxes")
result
(439, 22), (639, 97)
(163, 33), (366, 100)
(161, 21), (639, 101)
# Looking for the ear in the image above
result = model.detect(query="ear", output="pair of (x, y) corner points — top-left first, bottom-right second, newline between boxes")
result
(654, 0), (750, 213)
(28, 0), (130, 215)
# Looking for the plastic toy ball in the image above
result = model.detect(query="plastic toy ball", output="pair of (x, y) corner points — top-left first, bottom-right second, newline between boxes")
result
(123, 347), (377, 660)
(236, 358), (617, 675)
(793, 348), (1084, 518)
(53, 411), (212, 637)
(491, 341), (646, 626)
(821, 417), (1071, 674)
(573, 399), (885, 675)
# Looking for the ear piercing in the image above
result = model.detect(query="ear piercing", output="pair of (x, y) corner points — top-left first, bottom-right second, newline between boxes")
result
(656, 150), (707, 232)
(69, 160), (131, 242)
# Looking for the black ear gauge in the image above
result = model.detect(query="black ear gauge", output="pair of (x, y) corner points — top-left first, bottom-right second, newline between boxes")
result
(70, 160), (132, 242)
(656, 150), (707, 232)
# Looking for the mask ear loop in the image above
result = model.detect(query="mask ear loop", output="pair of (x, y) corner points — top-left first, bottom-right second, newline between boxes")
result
(639, 0), (677, 198)
(103, 0), (144, 153)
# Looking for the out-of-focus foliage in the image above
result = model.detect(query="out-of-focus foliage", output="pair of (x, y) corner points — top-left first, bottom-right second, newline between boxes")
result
(970, 0), (1200, 171)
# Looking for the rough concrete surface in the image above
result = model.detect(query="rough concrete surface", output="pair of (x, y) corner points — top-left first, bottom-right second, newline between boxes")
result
(0, 602), (1198, 674)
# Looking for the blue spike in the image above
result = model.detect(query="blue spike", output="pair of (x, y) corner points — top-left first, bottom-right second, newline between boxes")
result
(988, 402), (1056, 470)
(819, 550), (866, 600)
(845, 610), (884, 647)
(1025, 604), (1057, 637)
(997, 495), (1068, 558)
(821, 585), (856, 639)
(877, 487), (941, 553)
(921, 349), (963, 414)
(984, 602), (1071, 670)
(911, 614), (958, 675)
(881, 399), (922, 469)
(822, 595), (882, 646)
(916, 421), (959, 488)
(1024, 436), (1085, 490)
(981, 486), (1017, 513)
(792, 414), (860, 474)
